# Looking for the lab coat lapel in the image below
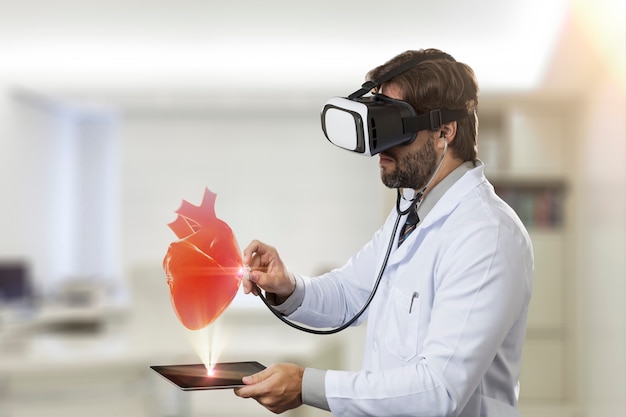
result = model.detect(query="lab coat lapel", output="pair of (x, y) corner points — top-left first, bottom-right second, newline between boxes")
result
(386, 164), (486, 267)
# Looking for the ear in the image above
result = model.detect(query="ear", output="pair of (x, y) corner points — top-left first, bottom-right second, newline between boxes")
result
(436, 121), (457, 149)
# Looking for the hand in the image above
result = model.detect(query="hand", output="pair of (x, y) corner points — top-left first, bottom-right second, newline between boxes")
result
(242, 240), (295, 302)
(234, 363), (304, 414)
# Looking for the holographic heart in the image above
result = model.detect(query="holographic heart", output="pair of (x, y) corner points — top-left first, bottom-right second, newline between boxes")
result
(163, 188), (242, 330)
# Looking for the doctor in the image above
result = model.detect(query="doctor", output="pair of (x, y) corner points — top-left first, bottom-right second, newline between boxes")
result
(234, 48), (533, 416)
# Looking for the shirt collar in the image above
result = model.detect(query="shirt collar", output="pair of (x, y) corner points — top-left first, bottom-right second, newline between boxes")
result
(416, 160), (478, 221)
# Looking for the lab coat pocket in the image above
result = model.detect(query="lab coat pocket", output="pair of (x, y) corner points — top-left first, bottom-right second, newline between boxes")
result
(383, 286), (421, 362)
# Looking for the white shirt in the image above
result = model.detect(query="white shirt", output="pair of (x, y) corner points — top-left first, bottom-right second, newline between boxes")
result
(285, 162), (533, 416)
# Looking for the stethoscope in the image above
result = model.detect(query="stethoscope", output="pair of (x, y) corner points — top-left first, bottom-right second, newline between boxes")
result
(257, 140), (448, 335)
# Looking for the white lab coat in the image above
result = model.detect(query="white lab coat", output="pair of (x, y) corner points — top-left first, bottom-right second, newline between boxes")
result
(289, 163), (533, 417)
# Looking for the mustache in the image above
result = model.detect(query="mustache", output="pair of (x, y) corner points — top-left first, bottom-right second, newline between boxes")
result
(380, 151), (397, 160)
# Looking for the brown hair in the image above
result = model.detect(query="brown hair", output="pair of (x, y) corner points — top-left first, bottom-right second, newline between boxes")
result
(366, 48), (479, 161)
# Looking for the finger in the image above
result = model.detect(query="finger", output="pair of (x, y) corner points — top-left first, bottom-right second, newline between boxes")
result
(248, 270), (277, 294)
(233, 368), (271, 398)
(245, 241), (279, 270)
(243, 240), (264, 265)
(248, 252), (263, 269)
(240, 278), (258, 296)
(233, 386), (253, 398)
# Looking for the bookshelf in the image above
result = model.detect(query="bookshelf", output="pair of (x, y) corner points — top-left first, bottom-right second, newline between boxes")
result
(480, 93), (577, 416)
(491, 179), (567, 229)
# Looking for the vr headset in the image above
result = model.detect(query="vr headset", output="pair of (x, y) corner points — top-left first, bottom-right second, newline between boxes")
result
(321, 53), (468, 156)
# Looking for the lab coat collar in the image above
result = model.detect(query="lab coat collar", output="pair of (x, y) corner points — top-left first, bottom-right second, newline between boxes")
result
(389, 160), (486, 261)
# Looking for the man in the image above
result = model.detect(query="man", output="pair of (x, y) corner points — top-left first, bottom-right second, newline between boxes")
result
(234, 48), (533, 416)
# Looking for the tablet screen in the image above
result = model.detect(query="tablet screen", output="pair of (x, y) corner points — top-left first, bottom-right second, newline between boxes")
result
(150, 361), (266, 390)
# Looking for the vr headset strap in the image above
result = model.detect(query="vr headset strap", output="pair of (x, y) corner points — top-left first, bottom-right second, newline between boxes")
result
(403, 108), (469, 133)
(348, 52), (453, 99)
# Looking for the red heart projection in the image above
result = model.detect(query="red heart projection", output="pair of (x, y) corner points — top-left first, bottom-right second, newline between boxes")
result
(163, 188), (243, 330)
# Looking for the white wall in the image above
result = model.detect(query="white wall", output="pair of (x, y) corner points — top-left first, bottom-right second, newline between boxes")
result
(118, 98), (389, 281)
(2, 91), (391, 303)
(574, 79), (626, 417)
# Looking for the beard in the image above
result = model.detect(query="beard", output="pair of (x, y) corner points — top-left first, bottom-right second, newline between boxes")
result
(380, 137), (438, 189)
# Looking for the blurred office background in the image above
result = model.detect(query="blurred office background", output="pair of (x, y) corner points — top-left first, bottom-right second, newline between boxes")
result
(0, 0), (623, 416)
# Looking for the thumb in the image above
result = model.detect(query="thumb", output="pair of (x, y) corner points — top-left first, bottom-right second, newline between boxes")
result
(248, 269), (269, 289)
(242, 367), (272, 385)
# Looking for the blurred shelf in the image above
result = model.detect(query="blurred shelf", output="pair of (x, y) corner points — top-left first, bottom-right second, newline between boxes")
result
(491, 179), (567, 230)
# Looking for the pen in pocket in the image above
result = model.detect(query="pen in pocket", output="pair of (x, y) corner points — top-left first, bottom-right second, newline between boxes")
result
(409, 291), (419, 313)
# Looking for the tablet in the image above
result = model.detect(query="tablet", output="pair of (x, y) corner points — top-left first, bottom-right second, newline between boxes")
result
(150, 361), (266, 391)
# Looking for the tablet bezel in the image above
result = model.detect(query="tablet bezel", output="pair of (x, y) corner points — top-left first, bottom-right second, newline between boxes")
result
(150, 361), (266, 391)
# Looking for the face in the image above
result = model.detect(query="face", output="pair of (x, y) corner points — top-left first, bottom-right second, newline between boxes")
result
(378, 84), (438, 190)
